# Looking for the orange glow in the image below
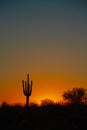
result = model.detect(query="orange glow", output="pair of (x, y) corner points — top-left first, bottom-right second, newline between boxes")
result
(0, 72), (87, 105)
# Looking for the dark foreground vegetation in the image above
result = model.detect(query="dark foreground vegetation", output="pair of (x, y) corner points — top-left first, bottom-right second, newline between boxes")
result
(0, 102), (87, 130)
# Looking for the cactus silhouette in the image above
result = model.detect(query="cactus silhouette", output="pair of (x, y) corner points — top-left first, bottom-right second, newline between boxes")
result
(22, 74), (33, 107)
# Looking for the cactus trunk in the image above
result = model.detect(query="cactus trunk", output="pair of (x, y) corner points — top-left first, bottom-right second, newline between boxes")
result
(26, 96), (29, 107)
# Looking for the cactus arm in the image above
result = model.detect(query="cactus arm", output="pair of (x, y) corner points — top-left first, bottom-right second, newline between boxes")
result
(22, 80), (26, 95)
(27, 74), (30, 95)
(22, 80), (27, 96)
(22, 80), (24, 90)
(24, 81), (27, 95)
(29, 81), (32, 96)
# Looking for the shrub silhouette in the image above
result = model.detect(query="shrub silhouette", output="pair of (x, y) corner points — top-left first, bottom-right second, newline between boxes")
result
(62, 88), (87, 104)
(41, 99), (55, 106)
(1, 101), (10, 108)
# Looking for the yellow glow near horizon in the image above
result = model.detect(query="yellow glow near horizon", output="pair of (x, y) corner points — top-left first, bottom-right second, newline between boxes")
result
(0, 72), (87, 105)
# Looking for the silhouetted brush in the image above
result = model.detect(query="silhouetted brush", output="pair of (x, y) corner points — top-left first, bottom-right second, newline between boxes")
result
(22, 74), (33, 107)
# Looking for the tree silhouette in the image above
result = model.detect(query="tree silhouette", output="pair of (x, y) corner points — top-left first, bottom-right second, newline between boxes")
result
(62, 88), (87, 104)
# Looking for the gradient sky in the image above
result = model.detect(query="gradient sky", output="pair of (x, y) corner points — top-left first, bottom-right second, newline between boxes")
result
(0, 0), (87, 105)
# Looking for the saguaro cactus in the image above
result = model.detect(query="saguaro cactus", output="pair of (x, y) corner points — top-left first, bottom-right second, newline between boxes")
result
(22, 74), (33, 107)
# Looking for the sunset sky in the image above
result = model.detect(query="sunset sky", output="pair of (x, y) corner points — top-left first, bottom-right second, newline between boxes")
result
(0, 0), (87, 105)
